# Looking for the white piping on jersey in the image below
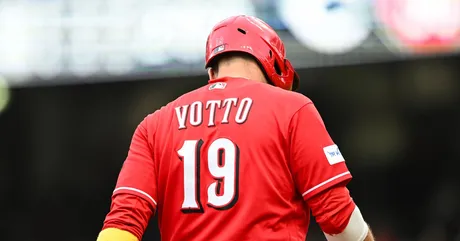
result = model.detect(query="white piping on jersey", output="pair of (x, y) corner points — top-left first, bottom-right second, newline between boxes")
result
(302, 171), (351, 197)
(113, 187), (157, 205)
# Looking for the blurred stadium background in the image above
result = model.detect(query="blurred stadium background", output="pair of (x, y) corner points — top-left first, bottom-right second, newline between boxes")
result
(0, 0), (459, 240)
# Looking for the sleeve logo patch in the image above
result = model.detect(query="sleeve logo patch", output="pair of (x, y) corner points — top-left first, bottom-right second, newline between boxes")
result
(323, 144), (345, 165)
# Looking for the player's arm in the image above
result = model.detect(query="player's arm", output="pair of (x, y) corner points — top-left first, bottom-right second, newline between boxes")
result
(308, 185), (375, 241)
(288, 102), (374, 241)
(97, 113), (159, 241)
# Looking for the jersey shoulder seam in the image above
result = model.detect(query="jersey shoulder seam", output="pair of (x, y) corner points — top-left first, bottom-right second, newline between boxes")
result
(287, 101), (314, 132)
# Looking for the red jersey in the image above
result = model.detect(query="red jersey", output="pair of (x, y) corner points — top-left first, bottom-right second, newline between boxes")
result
(109, 77), (352, 241)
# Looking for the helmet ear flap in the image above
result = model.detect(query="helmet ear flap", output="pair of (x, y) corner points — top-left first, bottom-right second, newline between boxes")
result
(265, 56), (298, 90)
(284, 59), (299, 90)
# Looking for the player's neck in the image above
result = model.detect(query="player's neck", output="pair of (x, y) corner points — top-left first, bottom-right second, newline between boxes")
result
(216, 65), (267, 84)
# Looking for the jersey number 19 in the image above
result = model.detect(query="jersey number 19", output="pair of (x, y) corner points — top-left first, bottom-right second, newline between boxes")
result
(177, 138), (240, 213)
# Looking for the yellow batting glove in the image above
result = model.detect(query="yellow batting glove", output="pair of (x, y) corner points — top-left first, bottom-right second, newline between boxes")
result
(97, 228), (139, 241)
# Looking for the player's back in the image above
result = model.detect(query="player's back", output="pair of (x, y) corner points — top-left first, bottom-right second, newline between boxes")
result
(152, 77), (311, 241)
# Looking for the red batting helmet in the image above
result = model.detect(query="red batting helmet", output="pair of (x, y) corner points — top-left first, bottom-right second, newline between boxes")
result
(205, 15), (299, 91)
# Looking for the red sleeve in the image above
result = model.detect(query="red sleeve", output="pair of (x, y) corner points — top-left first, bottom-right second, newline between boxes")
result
(113, 114), (158, 208)
(102, 194), (153, 240)
(101, 114), (158, 238)
(289, 103), (352, 200)
(307, 185), (356, 234)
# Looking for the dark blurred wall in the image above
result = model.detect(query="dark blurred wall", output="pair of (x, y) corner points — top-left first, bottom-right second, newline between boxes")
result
(1, 56), (460, 241)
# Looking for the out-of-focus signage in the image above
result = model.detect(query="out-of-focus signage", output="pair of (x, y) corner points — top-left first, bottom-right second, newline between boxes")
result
(279, 0), (373, 54)
(0, 0), (256, 80)
(0, 0), (459, 87)
(375, 0), (460, 54)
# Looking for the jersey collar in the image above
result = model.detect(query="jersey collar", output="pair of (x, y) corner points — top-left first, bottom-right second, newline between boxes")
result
(208, 76), (248, 84)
